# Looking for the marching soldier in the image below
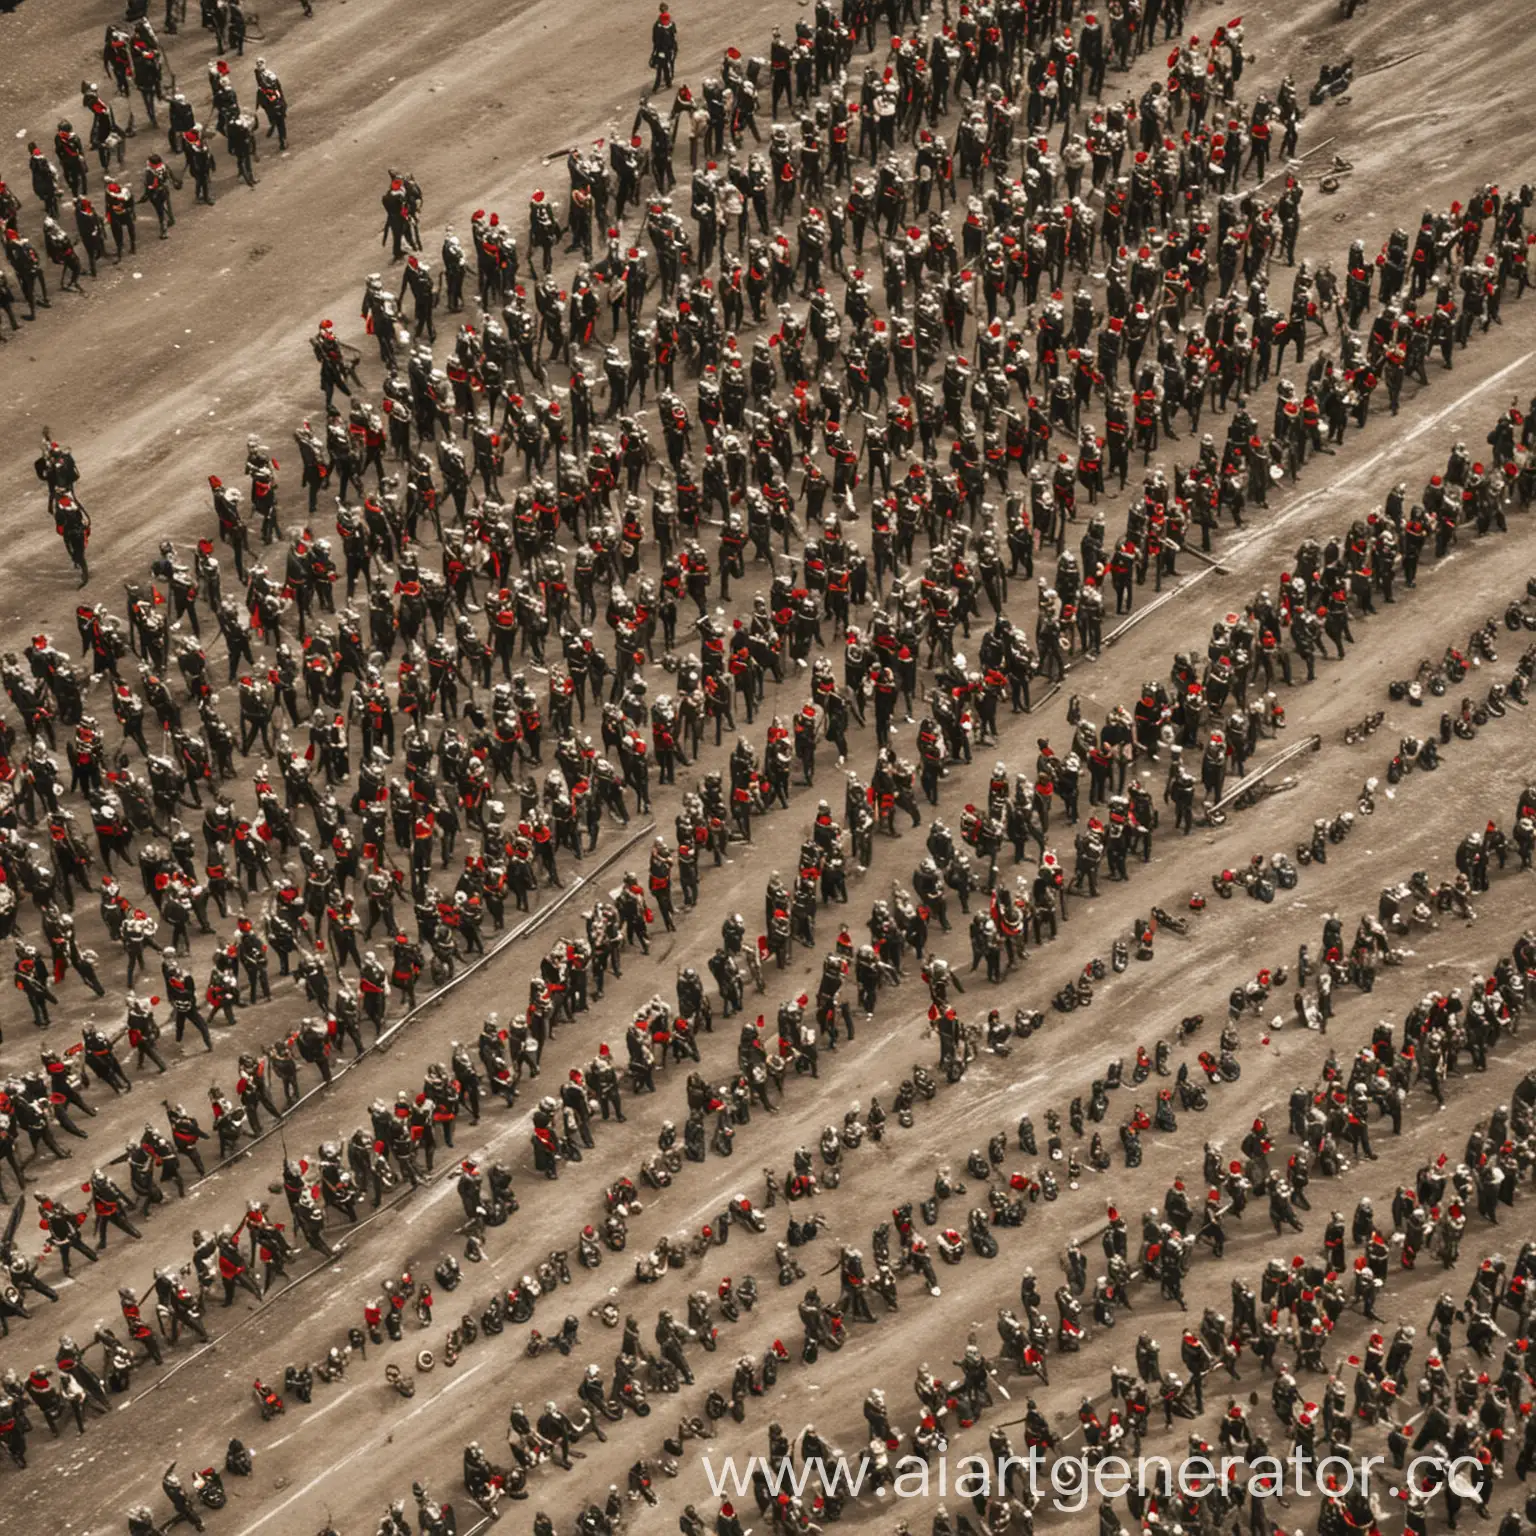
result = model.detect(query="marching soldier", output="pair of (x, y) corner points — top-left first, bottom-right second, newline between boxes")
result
(72, 196), (108, 275)
(139, 153), (177, 237)
(650, 4), (678, 91)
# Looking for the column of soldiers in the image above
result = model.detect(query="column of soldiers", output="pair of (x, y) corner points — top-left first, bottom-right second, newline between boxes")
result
(1, 23), (292, 336)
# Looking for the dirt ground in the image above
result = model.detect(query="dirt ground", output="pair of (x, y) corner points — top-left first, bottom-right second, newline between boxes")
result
(3, 0), (1536, 1533)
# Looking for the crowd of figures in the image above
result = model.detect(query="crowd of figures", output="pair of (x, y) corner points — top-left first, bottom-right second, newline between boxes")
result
(1, 0), (300, 337)
(4, 0), (1536, 1531)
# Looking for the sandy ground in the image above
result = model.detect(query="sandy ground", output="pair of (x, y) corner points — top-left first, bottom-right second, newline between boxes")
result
(2, 0), (1536, 1532)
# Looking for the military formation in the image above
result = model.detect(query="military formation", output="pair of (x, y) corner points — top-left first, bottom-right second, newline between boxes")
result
(4, 0), (1536, 1533)
(1, 4), (293, 352)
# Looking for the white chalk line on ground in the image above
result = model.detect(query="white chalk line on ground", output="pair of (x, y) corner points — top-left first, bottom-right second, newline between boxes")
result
(1223, 350), (1534, 561)
(1124, 349), (1535, 616)
(262, 1382), (362, 1450)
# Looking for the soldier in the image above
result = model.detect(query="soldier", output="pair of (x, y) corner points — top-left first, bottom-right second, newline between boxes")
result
(36, 1194), (98, 1276)
(104, 177), (137, 258)
(25, 1364), (70, 1437)
(182, 126), (217, 204)
(123, 992), (168, 1074)
(14, 942), (55, 1027)
(166, 88), (196, 155)
(227, 111), (259, 188)
(163, 951), (212, 1049)
(440, 226), (467, 311)
(312, 319), (353, 407)
(214, 1223), (262, 1304)
(382, 173), (414, 261)
(118, 1286), (163, 1366)
(56, 1334), (110, 1415)
(140, 153), (177, 237)
(72, 195), (108, 275)
(254, 58), (288, 150)
(224, 0), (253, 52)
(5, 229), (50, 316)
(40, 218), (85, 293)
(528, 190), (561, 274)
(651, 5), (678, 91)
(397, 253), (437, 343)
(54, 120), (89, 199)
(28, 142), (63, 217)
(245, 1200), (293, 1291)
(154, 1266), (208, 1343)
(236, 1051), (281, 1130)
(42, 1046), (96, 1127)
(648, 836), (677, 932)
(12, 1087), (72, 1165)
(84, 89), (129, 171)
(88, 1166), (142, 1249)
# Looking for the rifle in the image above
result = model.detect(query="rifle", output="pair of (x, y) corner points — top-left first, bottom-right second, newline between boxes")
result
(992, 1410), (1042, 1431)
